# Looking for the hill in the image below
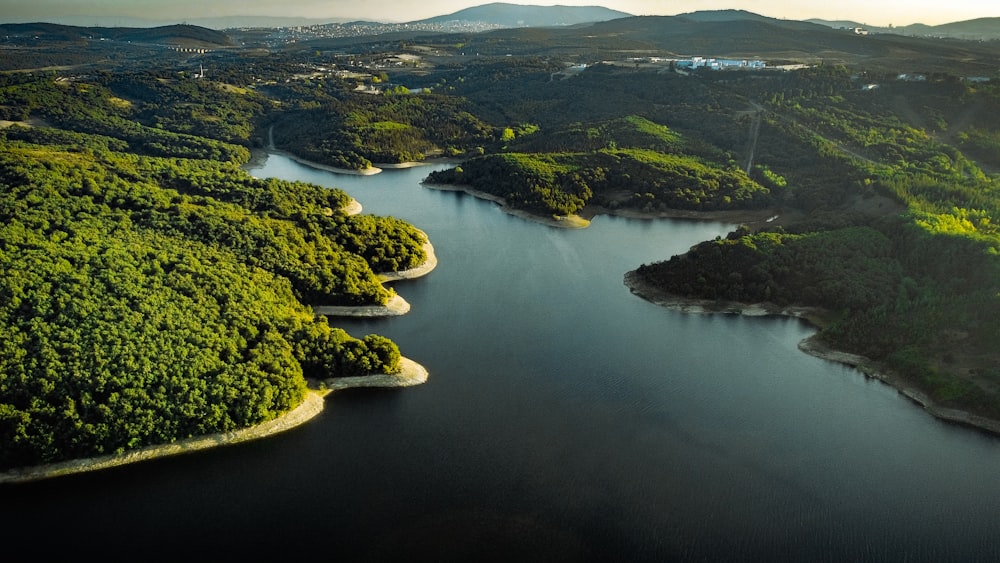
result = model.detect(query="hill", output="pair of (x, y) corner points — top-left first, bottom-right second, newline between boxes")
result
(807, 18), (869, 29)
(925, 17), (1000, 40)
(414, 2), (631, 27)
(674, 9), (786, 24)
(809, 16), (1000, 41)
(0, 22), (234, 47)
(110, 24), (236, 47)
(435, 12), (1000, 75)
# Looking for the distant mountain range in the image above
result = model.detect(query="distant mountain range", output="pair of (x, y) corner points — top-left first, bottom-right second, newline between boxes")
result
(413, 2), (631, 27)
(409, 9), (1000, 76)
(2, 3), (998, 41)
(4, 4), (1000, 73)
(808, 16), (1000, 40)
(0, 3), (632, 30)
(0, 15), (347, 30)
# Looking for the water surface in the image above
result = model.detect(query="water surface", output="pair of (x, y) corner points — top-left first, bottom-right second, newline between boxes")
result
(6, 155), (1000, 562)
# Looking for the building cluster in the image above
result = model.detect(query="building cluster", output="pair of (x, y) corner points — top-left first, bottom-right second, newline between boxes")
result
(675, 57), (767, 70)
(628, 56), (767, 71)
(231, 20), (502, 48)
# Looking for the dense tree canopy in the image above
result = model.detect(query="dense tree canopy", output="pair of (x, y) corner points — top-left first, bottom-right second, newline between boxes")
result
(426, 134), (771, 216)
(0, 75), (428, 470)
(270, 90), (496, 169)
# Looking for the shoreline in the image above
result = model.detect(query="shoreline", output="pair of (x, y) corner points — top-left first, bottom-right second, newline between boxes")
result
(421, 182), (783, 230)
(313, 293), (411, 317)
(321, 356), (429, 390)
(582, 204), (785, 228)
(249, 128), (462, 176)
(341, 197), (363, 216)
(0, 356), (429, 485)
(0, 176), (436, 483)
(622, 270), (1000, 437)
(254, 126), (381, 175)
(373, 156), (463, 169)
(3, 137), (446, 484)
(314, 230), (437, 317)
(378, 229), (438, 282)
(422, 182), (591, 229)
(269, 147), (383, 176)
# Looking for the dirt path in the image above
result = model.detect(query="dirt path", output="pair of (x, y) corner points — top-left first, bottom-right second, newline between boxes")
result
(743, 101), (764, 174)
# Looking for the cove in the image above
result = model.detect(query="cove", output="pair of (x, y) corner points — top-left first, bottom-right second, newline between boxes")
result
(5, 153), (1000, 562)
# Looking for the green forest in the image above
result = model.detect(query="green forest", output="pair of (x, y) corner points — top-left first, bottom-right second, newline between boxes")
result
(5, 22), (1000, 470)
(269, 89), (497, 170)
(425, 145), (771, 217)
(631, 65), (1000, 418)
(0, 74), (428, 470)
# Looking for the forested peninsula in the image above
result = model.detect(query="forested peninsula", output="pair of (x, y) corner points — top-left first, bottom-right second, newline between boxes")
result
(0, 73), (432, 475)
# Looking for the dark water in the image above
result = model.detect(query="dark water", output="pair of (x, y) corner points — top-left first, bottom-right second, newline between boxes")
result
(6, 155), (1000, 562)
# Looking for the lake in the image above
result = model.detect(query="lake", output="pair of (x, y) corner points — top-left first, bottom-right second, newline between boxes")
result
(5, 154), (1000, 562)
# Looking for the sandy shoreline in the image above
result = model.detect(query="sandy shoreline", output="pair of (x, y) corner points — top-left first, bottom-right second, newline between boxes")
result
(622, 270), (828, 324)
(250, 127), (461, 176)
(420, 182), (786, 230)
(254, 145), (767, 230)
(271, 147), (383, 175)
(378, 228), (437, 282)
(623, 270), (1000, 437)
(253, 127), (381, 175)
(342, 198), (363, 216)
(313, 229), (437, 317)
(0, 357), (429, 485)
(313, 293), (412, 317)
(373, 156), (463, 169)
(321, 357), (429, 390)
(2, 140), (450, 484)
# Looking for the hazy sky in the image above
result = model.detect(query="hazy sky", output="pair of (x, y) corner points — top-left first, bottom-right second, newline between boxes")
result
(0, 0), (995, 26)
